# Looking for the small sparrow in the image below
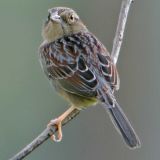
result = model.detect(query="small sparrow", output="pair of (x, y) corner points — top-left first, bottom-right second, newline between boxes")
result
(39, 7), (140, 148)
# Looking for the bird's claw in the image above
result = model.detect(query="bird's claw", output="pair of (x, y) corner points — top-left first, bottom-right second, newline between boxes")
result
(47, 118), (63, 142)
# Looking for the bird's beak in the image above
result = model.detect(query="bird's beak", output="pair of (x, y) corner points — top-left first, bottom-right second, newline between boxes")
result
(50, 11), (61, 23)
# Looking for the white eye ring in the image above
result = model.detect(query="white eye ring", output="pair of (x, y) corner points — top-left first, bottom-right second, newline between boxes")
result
(67, 13), (79, 24)
(70, 15), (74, 20)
(69, 14), (75, 22)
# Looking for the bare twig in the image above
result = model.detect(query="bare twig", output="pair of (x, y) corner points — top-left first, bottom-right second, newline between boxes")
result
(111, 0), (134, 64)
(9, 128), (55, 160)
(9, 1), (134, 159)
(9, 109), (80, 160)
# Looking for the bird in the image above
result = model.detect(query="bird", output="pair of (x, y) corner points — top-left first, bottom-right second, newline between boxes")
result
(39, 7), (141, 149)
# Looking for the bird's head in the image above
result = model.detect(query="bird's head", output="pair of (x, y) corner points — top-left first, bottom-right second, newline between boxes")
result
(42, 7), (87, 42)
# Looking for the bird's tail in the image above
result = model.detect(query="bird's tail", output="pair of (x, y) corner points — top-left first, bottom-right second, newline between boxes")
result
(98, 89), (141, 149)
(107, 102), (141, 149)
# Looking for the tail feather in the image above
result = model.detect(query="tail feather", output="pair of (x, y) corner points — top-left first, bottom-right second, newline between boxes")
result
(106, 102), (141, 149)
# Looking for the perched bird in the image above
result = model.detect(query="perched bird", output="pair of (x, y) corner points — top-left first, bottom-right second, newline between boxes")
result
(39, 7), (141, 149)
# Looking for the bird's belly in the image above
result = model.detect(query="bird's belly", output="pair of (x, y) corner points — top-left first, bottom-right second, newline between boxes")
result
(49, 78), (98, 108)
(60, 89), (98, 109)
(51, 80), (97, 108)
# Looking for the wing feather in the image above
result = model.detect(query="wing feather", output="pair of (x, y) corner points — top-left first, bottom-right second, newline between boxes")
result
(39, 32), (119, 99)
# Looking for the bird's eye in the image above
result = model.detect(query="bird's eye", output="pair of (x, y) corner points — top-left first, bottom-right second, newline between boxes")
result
(70, 15), (74, 21)
(68, 14), (75, 24)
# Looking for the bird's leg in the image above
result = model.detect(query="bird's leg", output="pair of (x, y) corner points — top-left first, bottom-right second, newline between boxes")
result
(47, 106), (76, 142)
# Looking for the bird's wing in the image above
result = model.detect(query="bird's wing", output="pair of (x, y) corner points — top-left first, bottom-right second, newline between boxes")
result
(39, 34), (98, 97)
(39, 32), (119, 99)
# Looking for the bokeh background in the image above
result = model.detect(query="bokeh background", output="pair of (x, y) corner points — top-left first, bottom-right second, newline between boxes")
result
(0, 0), (159, 159)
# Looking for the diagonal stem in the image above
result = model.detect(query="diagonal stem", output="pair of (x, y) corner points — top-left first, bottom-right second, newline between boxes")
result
(111, 0), (134, 64)
(9, 109), (80, 160)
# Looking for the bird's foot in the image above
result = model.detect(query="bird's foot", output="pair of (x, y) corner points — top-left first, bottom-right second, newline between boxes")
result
(47, 118), (63, 142)
(47, 106), (76, 142)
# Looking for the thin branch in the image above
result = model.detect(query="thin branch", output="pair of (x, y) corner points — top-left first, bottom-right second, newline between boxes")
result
(9, 128), (54, 160)
(111, 0), (134, 64)
(9, 109), (80, 160)
(9, 1), (134, 159)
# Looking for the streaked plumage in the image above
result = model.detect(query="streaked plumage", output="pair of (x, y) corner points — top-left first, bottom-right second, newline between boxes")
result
(39, 7), (140, 148)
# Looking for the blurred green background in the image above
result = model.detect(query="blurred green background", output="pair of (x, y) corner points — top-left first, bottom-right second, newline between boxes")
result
(0, 0), (159, 159)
